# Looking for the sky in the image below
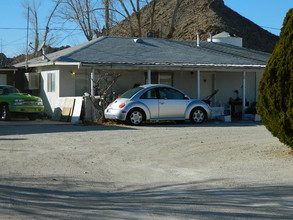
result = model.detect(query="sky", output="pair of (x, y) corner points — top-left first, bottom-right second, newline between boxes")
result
(0, 0), (292, 58)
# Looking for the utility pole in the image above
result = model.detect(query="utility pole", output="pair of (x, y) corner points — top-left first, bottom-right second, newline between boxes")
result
(26, 7), (29, 70)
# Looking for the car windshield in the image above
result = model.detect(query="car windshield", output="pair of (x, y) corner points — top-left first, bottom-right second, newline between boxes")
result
(0, 86), (20, 95)
(119, 86), (144, 99)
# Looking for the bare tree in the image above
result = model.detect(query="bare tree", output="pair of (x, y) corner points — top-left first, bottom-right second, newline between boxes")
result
(57, 0), (102, 41)
(43, 0), (62, 45)
(0, 53), (8, 67)
(167, 0), (184, 39)
(103, 0), (110, 35)
(129, 0), (142, 36)
(23, 0), (41, 53)
(149, 0), (157, 32)
(23, 0), (61, 55)
(117, 0), (150, 37)
(117, 0), (136, 36)
(93, 72), (120, 121)
(55, 0), (155, 40)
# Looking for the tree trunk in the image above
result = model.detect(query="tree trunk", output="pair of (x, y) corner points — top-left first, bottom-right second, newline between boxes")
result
(118, 0), (135, 36)
(167, 0), (184, 39)
(150, 0), (157, 31)
(43, 0), (61, 46)
(104, 0), (110, 35)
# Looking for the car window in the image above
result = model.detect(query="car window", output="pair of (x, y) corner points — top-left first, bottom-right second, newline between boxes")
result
(4, 88), (9, 95)
(119, 86), (144, 98)
(140, 89), (158, 99)
(8, 87), (19, 94)
(0, 86), (20, 95)
(159, 88), (185, 100)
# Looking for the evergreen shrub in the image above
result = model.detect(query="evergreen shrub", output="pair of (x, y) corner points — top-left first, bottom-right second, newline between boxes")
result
(257, 9), (293, 149)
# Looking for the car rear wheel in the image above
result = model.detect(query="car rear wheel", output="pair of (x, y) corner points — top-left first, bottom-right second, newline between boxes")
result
(190, 107), (206, 124)
(0, 104), (10, 121)
(126, 109), (144, 125)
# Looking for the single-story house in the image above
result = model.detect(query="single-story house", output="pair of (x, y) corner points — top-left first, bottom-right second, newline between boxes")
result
(0, 67), (36, 95)
(15, 34), (270, 121)
(0, 68), (17, 86)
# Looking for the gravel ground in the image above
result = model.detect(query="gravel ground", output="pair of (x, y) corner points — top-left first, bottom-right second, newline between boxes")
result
(0, 120), (292, 219)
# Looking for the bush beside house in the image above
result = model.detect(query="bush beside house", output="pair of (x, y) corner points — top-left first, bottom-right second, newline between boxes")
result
(257, 9), (293, 149)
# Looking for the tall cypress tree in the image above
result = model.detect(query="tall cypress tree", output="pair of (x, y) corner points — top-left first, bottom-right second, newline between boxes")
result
(257, 9), (293, 149)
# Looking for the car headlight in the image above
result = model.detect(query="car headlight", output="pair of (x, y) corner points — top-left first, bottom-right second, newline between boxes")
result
(37, 98), (43, 105)
(13, 99), (25, 105)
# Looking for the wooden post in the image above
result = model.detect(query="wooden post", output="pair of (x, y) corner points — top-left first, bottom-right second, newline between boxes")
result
(242, 71), (246, 120)
(91, 68), (95, 96)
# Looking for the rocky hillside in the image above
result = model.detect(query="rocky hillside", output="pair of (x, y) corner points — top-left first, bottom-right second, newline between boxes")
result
(110, 0), (279, 53)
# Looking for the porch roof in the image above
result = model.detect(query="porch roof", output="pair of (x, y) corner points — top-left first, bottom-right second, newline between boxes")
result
(0, 68), (18, 73)
(15, 36), (270, 70)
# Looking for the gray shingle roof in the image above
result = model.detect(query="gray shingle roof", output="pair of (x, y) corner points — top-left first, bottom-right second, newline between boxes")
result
(15, 36), (270, 69)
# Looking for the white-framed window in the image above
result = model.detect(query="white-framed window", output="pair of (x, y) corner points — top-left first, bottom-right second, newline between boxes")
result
(145, 72), (173, 85)
(47, 72), (55, 92)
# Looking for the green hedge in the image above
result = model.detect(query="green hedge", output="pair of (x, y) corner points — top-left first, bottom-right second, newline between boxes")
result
(257, 9), (293, 149)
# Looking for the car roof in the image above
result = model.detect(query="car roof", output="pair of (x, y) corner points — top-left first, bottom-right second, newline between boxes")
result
(0, 85), (13, 87)
(139, 84), (174, 89)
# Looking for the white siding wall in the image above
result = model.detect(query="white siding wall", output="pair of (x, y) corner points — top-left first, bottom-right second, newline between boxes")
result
(173, 70), (260, 107)
(213, 71), (259, 107)
(110, 70), (145, 95)
(39, 66), (89, 116)
(173, 71), (197, 98)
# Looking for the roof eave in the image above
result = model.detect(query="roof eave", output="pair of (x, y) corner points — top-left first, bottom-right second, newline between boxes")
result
(16, 61), (82, 68)
(79, 62), (266, 71)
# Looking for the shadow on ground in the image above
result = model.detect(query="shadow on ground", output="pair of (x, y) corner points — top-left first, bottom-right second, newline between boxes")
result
(0, 176), (292, 219)
(0, 120), (262, 136)
(0, 120), (136, 136)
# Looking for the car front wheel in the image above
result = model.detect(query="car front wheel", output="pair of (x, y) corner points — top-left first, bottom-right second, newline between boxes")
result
(126, 109), (144, 125)
(28, 113), (38, 121)
(0, 104), (10, 121)
(190, 107), (206, 124)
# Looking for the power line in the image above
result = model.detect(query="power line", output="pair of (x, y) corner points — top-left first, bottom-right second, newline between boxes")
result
(54, 26), (82, 46)
(0, 26), (282, 31)
(261, 26), (281, 31)
(0, 27), (81, 31)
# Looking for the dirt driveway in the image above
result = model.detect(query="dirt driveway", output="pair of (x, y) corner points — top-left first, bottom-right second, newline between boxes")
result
(0, 120), (292, 219)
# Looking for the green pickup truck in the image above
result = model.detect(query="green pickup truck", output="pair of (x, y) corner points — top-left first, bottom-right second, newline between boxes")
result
(0, 85), (44, 120)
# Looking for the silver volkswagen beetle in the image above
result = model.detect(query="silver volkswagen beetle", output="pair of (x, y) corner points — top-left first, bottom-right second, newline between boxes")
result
(104, 84), (212, 125)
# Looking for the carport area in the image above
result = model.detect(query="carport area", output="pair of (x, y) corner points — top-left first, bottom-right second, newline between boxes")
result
(0, 120), (292, 219)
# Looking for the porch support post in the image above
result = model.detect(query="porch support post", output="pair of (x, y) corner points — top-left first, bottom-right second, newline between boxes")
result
(197, 70), (201, 99)
(146, 69), (152, 84)
(90, 67), (95, 96)
(242, 71), (246, 120)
